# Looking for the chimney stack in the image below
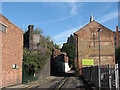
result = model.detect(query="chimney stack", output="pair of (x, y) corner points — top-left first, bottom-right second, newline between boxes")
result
(28, 25), (34, 49)
(28, 25), (34, 31)
(116, 26), (118, 32)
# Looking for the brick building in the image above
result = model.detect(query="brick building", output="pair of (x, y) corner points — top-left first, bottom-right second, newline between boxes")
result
(67, 34), (74, 44)
(114, 26), (120, 48)
(0, 14), (23, 87)
(24, 25), (46, 52)
(51, 49), (70, 75)
(24, 25), (51, 82)
(74, 14), (115, 75)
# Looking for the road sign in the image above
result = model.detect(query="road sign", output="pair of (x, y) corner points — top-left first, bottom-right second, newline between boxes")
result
(82, 59), (94, 65)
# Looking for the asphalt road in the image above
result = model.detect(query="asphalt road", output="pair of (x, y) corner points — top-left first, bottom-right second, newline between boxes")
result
(62, 77), (87, 89)
(33, 70), (88, 89)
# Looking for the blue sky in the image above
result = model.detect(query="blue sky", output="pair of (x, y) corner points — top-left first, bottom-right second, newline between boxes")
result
(2, 2), (118, 45)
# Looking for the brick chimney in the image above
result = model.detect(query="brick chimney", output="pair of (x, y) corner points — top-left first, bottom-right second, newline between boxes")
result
(28, 25), (34, 31)
(116, 26), (118, 32)
(28, 25), (34, 49)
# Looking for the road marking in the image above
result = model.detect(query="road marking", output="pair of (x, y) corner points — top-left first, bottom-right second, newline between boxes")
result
(55, 77), (69, 90)
(25, 77), (57, 89)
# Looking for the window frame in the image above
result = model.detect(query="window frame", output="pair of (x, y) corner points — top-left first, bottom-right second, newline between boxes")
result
(0, 21), (8, 33)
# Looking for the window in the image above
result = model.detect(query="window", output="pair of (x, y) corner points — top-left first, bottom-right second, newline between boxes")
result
(0, 23), (7, 33)
(115, 42), (117, 46)
(12, 64), (16, 69)
(12, 64), (18, 69)
(114, 37), (116, 40)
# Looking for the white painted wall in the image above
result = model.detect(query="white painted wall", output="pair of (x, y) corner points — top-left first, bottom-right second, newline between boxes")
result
(65, 63), (70, 72)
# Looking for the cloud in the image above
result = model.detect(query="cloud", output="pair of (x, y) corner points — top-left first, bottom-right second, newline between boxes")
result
(52, 24), (85, 45)
(69, 2), (78, 15)
(37, 15), (74, 25)
(36, 2), (79, 25)
(68, 1), (85, 16)
(37, 2), (84, 25)
(97, 10), (118, 23)
(53, 10), (118, 45)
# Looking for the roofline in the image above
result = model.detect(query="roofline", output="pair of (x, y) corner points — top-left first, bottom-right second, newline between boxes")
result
(74, 20), (114, 35)
(0, 13), (23, 33)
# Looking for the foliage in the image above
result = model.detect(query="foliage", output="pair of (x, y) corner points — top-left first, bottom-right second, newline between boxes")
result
(33, 28), (43, 34)
(46, 35), (50, 41)
(23, 28), (54, 73)
(61, 43), (75, 66)
(53, 43), (60, 49)
(115, 47), (120, 64)
(23, 29), (28, 34)
(23, 48), (49, 73)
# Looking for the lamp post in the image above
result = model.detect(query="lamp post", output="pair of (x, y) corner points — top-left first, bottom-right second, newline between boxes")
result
(98, 28), (101, 89)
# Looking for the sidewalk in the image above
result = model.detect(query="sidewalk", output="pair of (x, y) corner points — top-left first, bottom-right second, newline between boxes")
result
(3, 76), (57, 89)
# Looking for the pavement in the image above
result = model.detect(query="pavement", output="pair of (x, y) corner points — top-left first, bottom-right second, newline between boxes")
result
(2, 70), (88, 89)
(3, 76), (57, 89)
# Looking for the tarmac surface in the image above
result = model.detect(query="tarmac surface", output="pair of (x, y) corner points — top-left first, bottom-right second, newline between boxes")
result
(3, 70), (88, 90)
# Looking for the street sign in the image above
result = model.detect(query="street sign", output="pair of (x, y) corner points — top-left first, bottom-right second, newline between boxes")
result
(82, 59), (94, 65)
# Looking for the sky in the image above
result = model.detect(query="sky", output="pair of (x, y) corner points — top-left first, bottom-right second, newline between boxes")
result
(1, 2), (118, 45)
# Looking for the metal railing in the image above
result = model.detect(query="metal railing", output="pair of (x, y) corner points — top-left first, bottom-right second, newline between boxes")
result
(82, 64), (119, 89)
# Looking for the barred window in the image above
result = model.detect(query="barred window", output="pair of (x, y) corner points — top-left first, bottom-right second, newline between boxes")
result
(0, 23), (7, 33)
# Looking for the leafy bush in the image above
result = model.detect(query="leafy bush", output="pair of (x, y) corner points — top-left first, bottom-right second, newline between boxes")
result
(61, 43), (75, 66)
(115, 47), (120, 64)
(23, 28), (59, 73)
(23, 48), (49, 73)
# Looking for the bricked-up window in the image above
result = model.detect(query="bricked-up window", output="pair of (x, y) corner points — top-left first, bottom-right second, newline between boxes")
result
(0, 23), (7, 33)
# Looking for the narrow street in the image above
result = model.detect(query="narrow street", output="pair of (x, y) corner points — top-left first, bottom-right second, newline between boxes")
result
(28, 70), (88, 89)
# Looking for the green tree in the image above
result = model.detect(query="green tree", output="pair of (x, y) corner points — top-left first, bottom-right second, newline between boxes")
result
(115, 47), (120, 64)
(33, 28), (43, 34)
(53, 43), (60, 49)
(23, 48), (49, 73)
(23, 28), (54, 73)
(61, 43), (75, 66)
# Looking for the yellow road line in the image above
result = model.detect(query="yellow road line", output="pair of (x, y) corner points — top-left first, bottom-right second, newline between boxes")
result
(26, 77), (69, 89)
(26, 77), (57, 89)
(55, 77), (69, 90)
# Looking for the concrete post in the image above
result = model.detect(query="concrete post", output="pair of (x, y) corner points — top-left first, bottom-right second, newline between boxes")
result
(108, 64), (112, 89)
(115, 64), (119, 90)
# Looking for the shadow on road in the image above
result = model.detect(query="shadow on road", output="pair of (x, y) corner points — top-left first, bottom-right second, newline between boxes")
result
(51, 70), (75, 77)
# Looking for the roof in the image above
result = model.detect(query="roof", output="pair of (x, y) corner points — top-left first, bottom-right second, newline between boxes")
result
(0, 13), (23, 33)
(74, 20), (113, 35)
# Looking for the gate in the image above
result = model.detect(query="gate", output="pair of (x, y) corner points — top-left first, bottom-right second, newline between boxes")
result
(22, 62), (39, 84)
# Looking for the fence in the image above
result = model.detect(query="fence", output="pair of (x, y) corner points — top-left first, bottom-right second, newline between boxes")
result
(82, 64), (119, 89)
(22, 63), (39, 84)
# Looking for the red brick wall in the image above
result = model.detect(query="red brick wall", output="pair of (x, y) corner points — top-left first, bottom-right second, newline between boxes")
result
(52, 49), (62, 58)
(0, 14), (23, 87)
(115, 26), (120, 48)
(74, 34), (78, 68)
(52, 49), (68, 63)
(74, 21), (115, 75)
